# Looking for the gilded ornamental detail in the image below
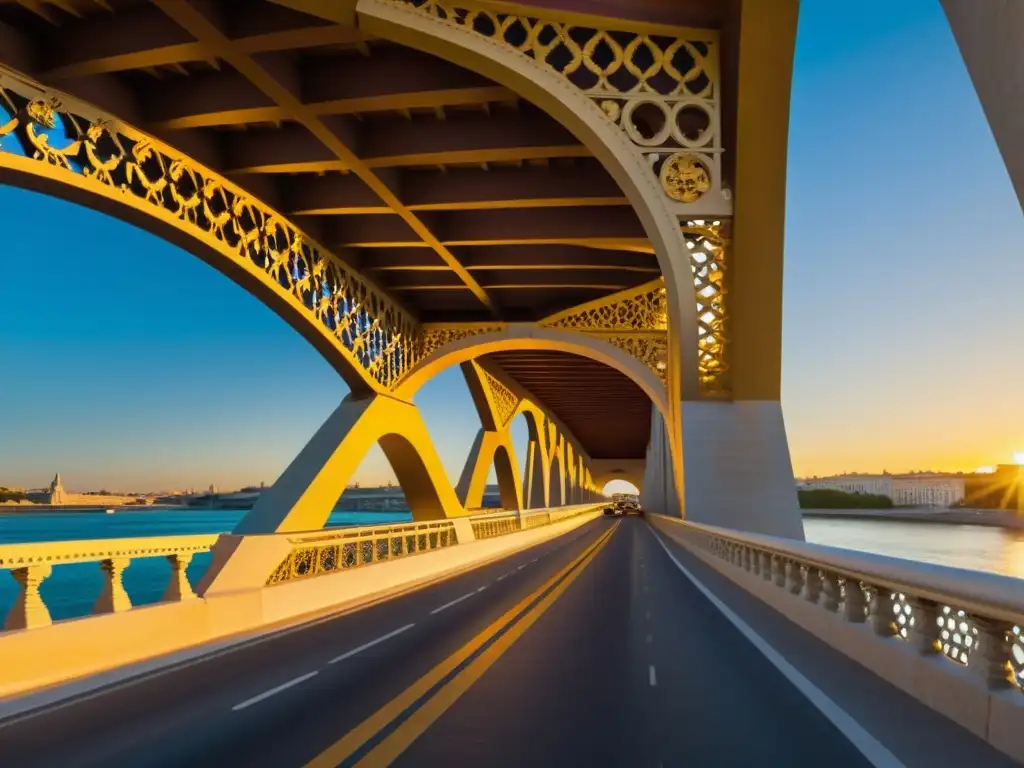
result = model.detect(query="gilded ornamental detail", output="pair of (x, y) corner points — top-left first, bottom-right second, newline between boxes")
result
(0, 71), (417, 391)
(482, 370), (520, 428)
(397, 0), (721, 206)
(683, 221), (729, 395)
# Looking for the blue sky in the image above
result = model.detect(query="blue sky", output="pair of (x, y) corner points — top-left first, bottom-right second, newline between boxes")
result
(1, 0), (1021, 492)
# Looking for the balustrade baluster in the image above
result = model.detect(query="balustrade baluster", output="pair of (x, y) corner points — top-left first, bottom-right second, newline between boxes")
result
(906, 597), (941, 653)
(804, 568), (822, 604)
(843, 579), (868, 623)
(865, 586), (896, 637)
(970, 618), (1016, 689)
(94, 557), (132, 614)
(162, 553), (195, 602)
(4, 564), (53, 630)
(786, 561), (804, 595)
(821, 572), (841, 613)
(760, 552), (772, 581)
(771, 555), (786, 587)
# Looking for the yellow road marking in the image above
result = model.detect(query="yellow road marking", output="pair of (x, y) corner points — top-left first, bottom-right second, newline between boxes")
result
(304, 522), (618, 768)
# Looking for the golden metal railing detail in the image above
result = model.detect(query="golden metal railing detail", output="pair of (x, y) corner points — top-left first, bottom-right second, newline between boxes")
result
(472, 514), (520, 539)
(265, 520), (457, 586)
(0, 69), (418, 391)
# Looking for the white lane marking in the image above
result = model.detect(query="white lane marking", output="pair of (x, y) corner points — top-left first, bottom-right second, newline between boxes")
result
(430, 592), (475, 615)
(328, 624), (416, 665)
(0, 516), (605, 730)
(646, 634), (652, 644)
(232, 671), (319, 711)
(518, 564), (529, 571)
(648, 665), (657, 687)
(648, 527), (906, 768)
(477, 585), (488, 592)
(496, 572), (512, 581)
(530, 558), (538, 563)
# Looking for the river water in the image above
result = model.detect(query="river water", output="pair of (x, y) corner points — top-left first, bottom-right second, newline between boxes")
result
(804, 518), (1024, 580)
(2, 509), (1022, 623)
(0, 508), (412, 622)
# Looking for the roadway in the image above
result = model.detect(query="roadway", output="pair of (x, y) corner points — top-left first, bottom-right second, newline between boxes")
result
(0, 516), (1015, 767)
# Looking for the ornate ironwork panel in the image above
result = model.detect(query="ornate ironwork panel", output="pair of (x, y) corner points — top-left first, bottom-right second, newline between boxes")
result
(0, 70), (418, 390)
(683, 221), (729, 395)
(396, 0), (722, 206)
(544, 282), (668, 332)
(415, 323), (508, 361)
(482, 369), (519, 428)
(265, 520), (457, 585)
(541, 280), (668, 384)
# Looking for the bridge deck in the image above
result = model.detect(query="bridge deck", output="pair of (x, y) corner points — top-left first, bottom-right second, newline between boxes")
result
(0, 518), (1013, 766)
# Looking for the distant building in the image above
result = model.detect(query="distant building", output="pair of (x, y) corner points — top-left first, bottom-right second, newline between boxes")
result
(47, 472), (66, 505)
(798, 472), (965, 508)
(25, 472), (145, 507)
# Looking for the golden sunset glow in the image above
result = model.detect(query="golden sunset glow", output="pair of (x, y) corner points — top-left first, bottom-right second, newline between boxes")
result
(1014, 453), (1024, 466)
(976, 466), (996, 474)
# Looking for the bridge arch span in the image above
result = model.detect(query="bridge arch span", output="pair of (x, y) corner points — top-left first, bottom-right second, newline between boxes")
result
(548, 449), (564, 508)
(0, 77), (407, 397)
(393, 326), (671, 426)
(358, 0), (701, 400)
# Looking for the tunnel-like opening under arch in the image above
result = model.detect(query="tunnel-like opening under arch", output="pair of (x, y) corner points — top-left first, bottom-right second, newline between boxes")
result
(602, 479), (640, 497)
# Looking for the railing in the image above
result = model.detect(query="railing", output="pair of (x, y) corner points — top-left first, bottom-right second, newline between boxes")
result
(660, 517), (1024, 693)
(471, 512), (521, 539)
(265, 520), (458, 585)
(0, 535), (218, 630)
(471, 504), (602, 539)
(0, 504), (606, 630)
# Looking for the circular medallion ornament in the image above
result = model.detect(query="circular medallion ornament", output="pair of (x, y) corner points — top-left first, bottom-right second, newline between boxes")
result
(659, 153), (711, 203)
(599, 100), (621, 122)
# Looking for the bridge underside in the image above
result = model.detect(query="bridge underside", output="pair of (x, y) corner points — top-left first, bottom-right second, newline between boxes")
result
(0, 0), (806, 541)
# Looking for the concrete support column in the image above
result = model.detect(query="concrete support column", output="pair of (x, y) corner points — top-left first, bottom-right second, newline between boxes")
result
(680, 400), (804, 540)
(941, 0), (1024, 213)
(642, 406), (670, 515)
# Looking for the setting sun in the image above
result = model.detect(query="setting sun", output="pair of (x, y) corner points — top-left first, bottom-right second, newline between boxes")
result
(1014, 453), (1024, 466)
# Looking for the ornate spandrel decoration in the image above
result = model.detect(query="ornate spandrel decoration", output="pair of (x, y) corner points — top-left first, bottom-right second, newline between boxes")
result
(683, 220), (729, 396)
(397, 0), (722, 207)
(415, 323), (508, 361)
(603, 334), (669, 383)
(0, 72), (418, 391)
(544, 282), (668, 332)
(541, 280), (668, 384)
(482, 370), (519, 428)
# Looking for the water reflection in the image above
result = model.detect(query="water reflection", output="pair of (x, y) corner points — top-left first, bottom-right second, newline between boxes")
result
(804, 518), (1024, 581)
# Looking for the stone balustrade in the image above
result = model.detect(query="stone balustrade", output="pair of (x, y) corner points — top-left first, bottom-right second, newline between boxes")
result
(470, 504), (600, 539)
(0, 535), (218, 631)
(266, 504), (605, 581)
(0, 505), (608, 629)
(663, 517), (1024, 692)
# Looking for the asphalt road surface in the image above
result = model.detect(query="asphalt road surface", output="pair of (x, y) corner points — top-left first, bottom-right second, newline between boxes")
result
(0, 517), (1014, 767)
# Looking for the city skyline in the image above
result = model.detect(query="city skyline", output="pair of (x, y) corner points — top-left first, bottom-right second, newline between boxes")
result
(2, 0), (1023, 491)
